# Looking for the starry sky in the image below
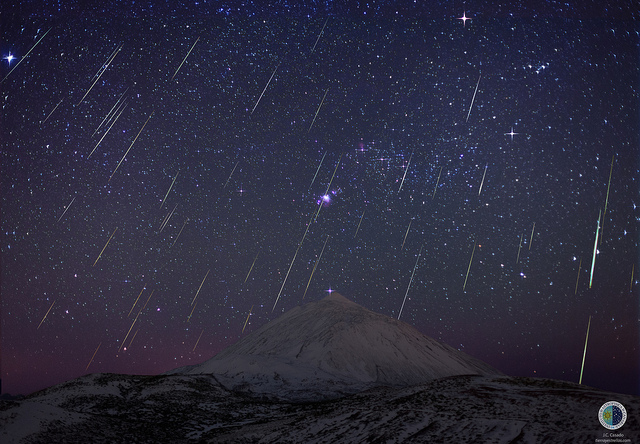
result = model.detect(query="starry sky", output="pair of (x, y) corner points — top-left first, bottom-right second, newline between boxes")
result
(2, 1), (639, 397)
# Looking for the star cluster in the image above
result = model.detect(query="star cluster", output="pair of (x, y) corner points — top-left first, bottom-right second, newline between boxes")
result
(1, 2), (639, 396)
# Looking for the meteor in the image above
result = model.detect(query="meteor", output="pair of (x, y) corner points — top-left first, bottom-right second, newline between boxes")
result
(191, 270), (210, 306)
(401, 219), (412, 250)
(1, 27), (52, 84)
(308, 87), (329, 132)
(85, 342), (102, 371)
(463, 241), (476, 291)
(589, 211), (601, 288)
(56, 196), (76, 223)
(478, 164), (487, 196)
(93, 88), (128, 136)
(398, 245), (423, 320)
(251, 62), (280, 115)
(574, 258), (582, 295)
(242, 307), (253, 334)
(42, 99), (63, 125)
(88, 102), (127, 159)
(302, 235), (330, 300)
(314, 154), (342, 221)
(354, 210), (365, 238)
(170, 217), (189, 248)
(77, 44), (122, 106)
(432, 166), (443, 198)
(631, 264), (635, 292)
(160, 170), (180, 208)
(311, 17), (329, 53)
(601, 155), (614, 235)
(244, 253), (259, 284)
(224, 161), (239, 188)
(308, 151), (327, 191)
(128, 285), (146, 317)
(528, 222), (536, 250)
(193, 329), (205, 351)
(171, 36), (200, 81)
(109, 110), (154, 181)
(579, 315), (591, 384)
(398, 149), (414, 192)
(37, 300), (56, 329)
(466, 72), (481, 122)
(159, 204), (178, 233)
(93, 227), (118, 267)
(515, 233), (523, 264)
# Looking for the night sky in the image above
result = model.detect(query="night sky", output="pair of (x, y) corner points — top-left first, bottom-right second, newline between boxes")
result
(2, 2), (639, 397)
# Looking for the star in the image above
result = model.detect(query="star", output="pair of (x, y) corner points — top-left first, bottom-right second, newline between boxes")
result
(458, 11), (470, 27)
(4, 53), (15, 65)
(504, 127), (519, 141)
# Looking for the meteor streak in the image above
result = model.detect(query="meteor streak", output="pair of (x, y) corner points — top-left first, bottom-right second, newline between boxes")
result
(601, 155), (614, 235)
(42, 99), (63, 125)
(432, 166), (443, 198)
(160, 170), (180, 208)
(171, 36), (200, 80)
(251, 62), (280, 115)
(273, 211), (316, 311)
(529, 222), (535, 250)
(631, 264), (635, 292)
(1, 27), (52, 84)
(574, 258), (582, 295)
(478, 164), (487, 196)
(193, 329), (204, 351)
(579, 315), (591, 384)
(93, 227), (118, 267)
(77, 44), (122, 106)
(88, 102), (127, 159)
(354, 211), (365, 238)
(398, 245), (423, 320)
(516, 233), (523, 264)
(463, 240), (476, 291)
(93, 88), (128, 136)
(244, 253), (259, 284)
(589, 211), (601, 288)
(56, 196), (76, 222)
(311, 17), (329, 53)
(303, 235), (330, 300)
(109, 110), (154, 181)
(308, 87), (329, 132)
(398, 149), (414, 192)
(128, 285), (146, 317)
(242, 307), (253, 334)
(224, 161), (239, 188)
(170, 218), (189, 248)
(159, 204), (178, 233)
(466, 72), (481, 122)
(86, 342), (101, 371)
(308, 151), (326, 191)
(401, 219), (412, 250)
(191, 270), (210, 306)
(314, 154), (342, 221)
(37, 300), (56, 329)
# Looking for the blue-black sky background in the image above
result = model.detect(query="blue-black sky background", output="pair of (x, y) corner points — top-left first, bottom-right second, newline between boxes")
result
(1, 1), (639, 396)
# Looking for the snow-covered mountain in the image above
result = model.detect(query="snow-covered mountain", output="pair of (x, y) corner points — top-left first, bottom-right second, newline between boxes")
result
(2, 294), (639, 442)
(169, 292), (501, 400)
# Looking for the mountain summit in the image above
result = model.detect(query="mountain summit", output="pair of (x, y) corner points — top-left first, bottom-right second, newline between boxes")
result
(172, 293), (501, 400)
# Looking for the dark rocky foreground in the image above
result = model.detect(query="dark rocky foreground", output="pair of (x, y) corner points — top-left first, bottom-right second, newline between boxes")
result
(2, 373), (639, 443)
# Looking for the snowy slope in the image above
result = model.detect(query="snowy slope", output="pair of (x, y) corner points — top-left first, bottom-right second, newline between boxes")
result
(171, 293), (501, 399)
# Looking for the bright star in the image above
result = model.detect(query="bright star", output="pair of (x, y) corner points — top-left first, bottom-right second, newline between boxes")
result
(458, 11), (470, 27)
(504, 127), (519, 141)
(4, 53), (15, 65)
